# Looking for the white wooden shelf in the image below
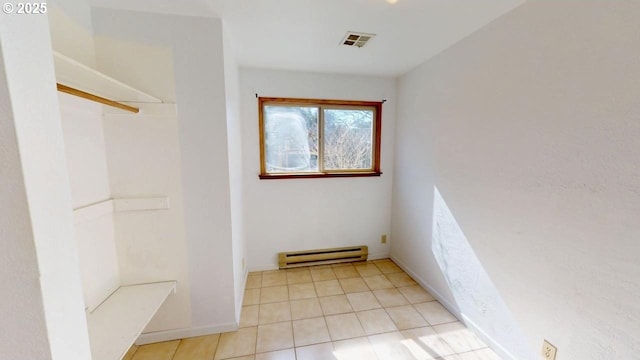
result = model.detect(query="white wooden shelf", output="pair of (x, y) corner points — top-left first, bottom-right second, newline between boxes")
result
(53, 51), (162, 104)
(87, 281), (176, 360)
(73, 196), (170, 224)
(54, 52), (178, 115)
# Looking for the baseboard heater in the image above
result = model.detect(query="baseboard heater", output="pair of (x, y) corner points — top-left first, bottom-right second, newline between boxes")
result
(279, 245), (368, 268)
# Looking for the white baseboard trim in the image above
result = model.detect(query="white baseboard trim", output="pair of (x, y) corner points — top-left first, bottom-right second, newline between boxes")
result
(462, 314), (518, 360)
(368, 251), (391, 261)
(389, 255), (461, 317)
(136, 322), (237, 345)
(249, 264), (279, 272)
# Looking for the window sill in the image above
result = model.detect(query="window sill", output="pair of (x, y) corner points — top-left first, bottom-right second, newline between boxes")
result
(259, 171), (382, 180)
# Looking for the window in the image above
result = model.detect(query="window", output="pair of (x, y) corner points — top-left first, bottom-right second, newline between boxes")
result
(259, 97), (382, 179)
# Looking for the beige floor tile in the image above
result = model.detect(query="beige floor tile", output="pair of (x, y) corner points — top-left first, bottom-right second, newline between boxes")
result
(173, 335), (220, 360)
(292, 317), (331, 346)
(397, 285), (435, 304)
(354, 262), (382, 277)
(288, 283), (317, 300)
(132, 341), (180, 360)
(286, 269), (312, 285)
(433, 321), (487, 353)
(262, 271), (288, 287)
(332, 265), (360, 279)
(290, 298), (323, 320)
(346, 291), (382, 311)
(319, 294), (353, 315)
(356, 308), (398, 335)
(123, 345), (138, 360)
(255, 348), (296, 360)
(256, 322), (294, 353)
(401, 326), (456, 358)
(259, 302), (292, 324)
(310, 267), (337, 281)
(395, 333), (442, 360)
(414, 302), (457, 325)
(246, 274), (262, 289)
(240, 305), (260, 327)
(244, 288), (261, 306)
(374, 260), (403, 274)
(385, 272), (418, 287)
(214, 327), (257, 360)
(385, 305), (428, 330)
(325, 313), (366, 341)
(373, 288), (409, 307)
(260, 286), (289, 303)
(368, 331), (417, 360)
(363, 275), (394, 290)
(314, 280), (344, 297)
(295, 342), (336, 360)
(339, 277), (370, 293)
(456, 348), (501, 360)
(227, 356), (256, 360)
(332, 337), (377, 360)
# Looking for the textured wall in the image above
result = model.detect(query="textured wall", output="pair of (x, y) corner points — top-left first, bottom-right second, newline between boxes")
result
(431, 187), (533, 359)
(392, 1), (640, 359)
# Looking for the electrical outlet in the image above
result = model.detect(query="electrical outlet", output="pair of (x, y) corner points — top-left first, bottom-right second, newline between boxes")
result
(542, 340), (557, 360)
(381, 234), (387, 244)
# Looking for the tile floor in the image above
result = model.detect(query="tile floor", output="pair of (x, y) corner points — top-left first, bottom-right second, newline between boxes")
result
(125, 259), (502, 360)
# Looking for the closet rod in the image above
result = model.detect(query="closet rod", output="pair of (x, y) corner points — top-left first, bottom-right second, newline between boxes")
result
(56, 83), (140, 113)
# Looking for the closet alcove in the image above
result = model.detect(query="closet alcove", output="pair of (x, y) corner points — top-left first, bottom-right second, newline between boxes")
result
(56, 50), (179, 360)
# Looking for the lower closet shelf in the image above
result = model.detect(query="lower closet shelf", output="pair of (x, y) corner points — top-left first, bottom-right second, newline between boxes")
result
(86, 281), (177, 360)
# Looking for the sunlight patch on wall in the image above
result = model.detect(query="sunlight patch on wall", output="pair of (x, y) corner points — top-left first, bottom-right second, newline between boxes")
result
(432, 186), (534, 359)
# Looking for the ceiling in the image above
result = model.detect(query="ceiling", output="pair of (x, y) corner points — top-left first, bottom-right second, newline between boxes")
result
(87, 0), (525, 77)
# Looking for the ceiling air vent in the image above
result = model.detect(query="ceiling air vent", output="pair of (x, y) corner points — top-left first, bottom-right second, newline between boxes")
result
(341, 32), (375, 48)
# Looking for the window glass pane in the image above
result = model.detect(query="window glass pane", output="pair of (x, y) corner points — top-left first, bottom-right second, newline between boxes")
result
(264, 106), (319, 173)
(323, 108), (374, 170)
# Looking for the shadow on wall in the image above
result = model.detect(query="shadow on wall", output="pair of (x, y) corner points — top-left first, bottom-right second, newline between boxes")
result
(432, 186), (534, 360)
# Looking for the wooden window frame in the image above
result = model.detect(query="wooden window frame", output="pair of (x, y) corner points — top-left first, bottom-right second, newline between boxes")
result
(259, 97), (383, 180)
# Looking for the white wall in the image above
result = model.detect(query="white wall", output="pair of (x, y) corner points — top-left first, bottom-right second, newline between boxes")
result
(59, 93), (120, 313)
(239, 68), (396, 270)
(0, 13), (92, 360)
(92, 8), (239, 337)
(0, 29), (53, 360)
(48, 0), (95, 67)
(391, 2), (640, 359)
(223, 23), (248, 323)
(59, 95), (110, 208)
